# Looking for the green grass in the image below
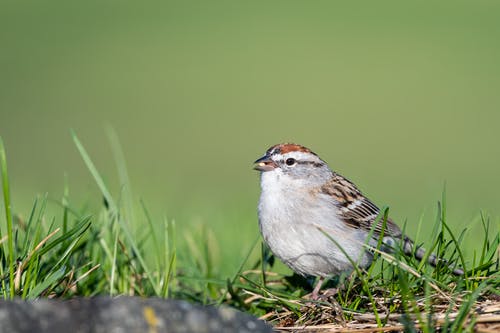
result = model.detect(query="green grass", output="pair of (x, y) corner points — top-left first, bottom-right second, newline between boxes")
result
(224, 210), (499, 331)
(0, 134), (498, 332)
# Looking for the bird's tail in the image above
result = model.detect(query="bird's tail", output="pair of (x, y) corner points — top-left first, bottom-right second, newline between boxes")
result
(401, 236), (464, 275)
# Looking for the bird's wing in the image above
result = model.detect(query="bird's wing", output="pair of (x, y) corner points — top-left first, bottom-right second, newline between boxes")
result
(320, 173), (464, 275)
(320, 173), (402, 238)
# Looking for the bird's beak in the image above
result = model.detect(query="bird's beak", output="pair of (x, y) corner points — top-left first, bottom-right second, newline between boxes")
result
(253, 155), (277, 172)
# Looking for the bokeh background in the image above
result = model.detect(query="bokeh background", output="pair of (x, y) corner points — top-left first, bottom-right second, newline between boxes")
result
(1, 1), (499, 275)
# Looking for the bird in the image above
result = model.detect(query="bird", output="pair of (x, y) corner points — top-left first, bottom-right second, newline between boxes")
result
(253, 143), (463, 299)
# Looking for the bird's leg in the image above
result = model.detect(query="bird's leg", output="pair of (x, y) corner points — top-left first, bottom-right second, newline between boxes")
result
(311, 276), (325, 300)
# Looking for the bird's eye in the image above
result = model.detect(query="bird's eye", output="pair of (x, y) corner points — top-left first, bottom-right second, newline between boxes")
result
(285, 158), (296, 166)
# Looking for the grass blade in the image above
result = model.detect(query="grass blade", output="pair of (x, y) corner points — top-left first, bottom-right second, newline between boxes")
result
(71, 130), (160, 295)
(0, 137), (15, 299)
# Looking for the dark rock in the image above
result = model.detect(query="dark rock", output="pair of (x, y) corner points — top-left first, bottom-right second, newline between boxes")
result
(0, 297), (273, 333)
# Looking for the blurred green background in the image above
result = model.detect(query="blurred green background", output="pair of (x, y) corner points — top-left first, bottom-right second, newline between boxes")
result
(1, 1), (499, 275)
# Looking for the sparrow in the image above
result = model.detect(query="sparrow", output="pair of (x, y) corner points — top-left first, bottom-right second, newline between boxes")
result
(254, 143), (463, 299)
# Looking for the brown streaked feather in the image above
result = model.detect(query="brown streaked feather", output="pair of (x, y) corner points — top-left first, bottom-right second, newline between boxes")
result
(320, 173), (464, 275)
(320, 173), (402, 239)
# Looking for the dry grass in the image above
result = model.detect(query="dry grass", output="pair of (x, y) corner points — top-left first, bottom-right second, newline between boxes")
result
(269, 295), (500, 332)
(230, 264), (499, 333)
